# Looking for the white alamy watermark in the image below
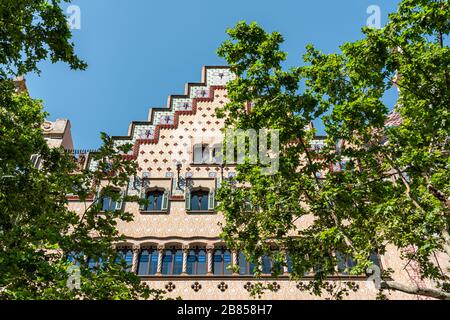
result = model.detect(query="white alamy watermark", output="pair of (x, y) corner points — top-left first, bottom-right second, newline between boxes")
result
(366, 5), (381, 29)
(66, 265), (81, 290)
(166, 127), (280, 176)
(67, 5), (81, 30)
(225, 128), (280, 176)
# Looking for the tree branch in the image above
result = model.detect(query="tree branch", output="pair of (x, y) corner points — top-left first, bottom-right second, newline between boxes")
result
(380, 280), (450, 300)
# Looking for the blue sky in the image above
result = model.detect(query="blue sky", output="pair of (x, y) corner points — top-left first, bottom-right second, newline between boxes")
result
(27, 0), (401, 149)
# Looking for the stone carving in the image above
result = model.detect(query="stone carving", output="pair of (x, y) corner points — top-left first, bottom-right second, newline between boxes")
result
(244, 282), (254, 292)
(165, 282), (176, 292)
(191, 282), (202, 292)
(217, 282), (228, 292)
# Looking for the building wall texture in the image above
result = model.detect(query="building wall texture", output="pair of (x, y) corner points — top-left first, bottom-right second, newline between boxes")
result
(68, 66), (444, 300)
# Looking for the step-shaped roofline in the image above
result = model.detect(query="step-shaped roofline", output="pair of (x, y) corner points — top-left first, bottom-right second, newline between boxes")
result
(111, 66), (232, 142)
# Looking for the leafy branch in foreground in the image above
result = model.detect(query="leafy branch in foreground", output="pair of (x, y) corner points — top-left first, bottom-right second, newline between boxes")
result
(0, 0), (163, 299)
(216, 0), (449, 300)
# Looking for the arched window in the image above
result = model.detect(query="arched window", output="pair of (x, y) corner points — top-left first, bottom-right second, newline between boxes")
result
(238, 252), (256, 275)
(262, 255), (272, 274)
(67, 251), (83, 266)
(102, 196), (116, 212)
(116, 248), (133, 271)
(186, 248), (207, 275)
(261, 254), (282, 274)
(100, 189), (122, 211)
(287, 254), (293, 273)
(213, 248), (232, 275)
(336, 251), (381, 275)
(190, 190), (209, 211)
(140, 188), (169, 211)
(186, 188), (215, 211)
(87, 256), (104, 270)
(138, 248), (159, 275)
(336, 252), (357, 275)
(369, 251), (381, 268)
(146, 190), (164, 210)
(161, 249), (183, 275)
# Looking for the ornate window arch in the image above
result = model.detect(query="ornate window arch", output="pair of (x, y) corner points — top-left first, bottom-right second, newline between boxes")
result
(138, 246), (158, 275)
(139, 187), (169, 211)
(186, 246), (207, 275)
(99, 187), (123, 212)
(238, 252), (256, 276)
(161, 245), (183, 275)
(185, 187), (215, 211)
(212, 246), (232, 275)
(116, 246), (133, 271)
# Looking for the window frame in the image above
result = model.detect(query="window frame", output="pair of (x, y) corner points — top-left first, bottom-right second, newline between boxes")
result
(238, 251), (256, 276)
(161, 248), (183, 275)
(186, 188), (215, 212)
(212, 248), (232, 275)
(186, 247), (207, 275)
(140, 187), (169, 213)
(137, 247), (159, 276)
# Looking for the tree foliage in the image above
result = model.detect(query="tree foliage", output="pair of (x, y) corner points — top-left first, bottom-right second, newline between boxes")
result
(0, 0), (162, 299)
(216, 0), (450, 300)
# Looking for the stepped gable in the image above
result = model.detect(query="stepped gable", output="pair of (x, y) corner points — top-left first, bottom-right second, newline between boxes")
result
(88, 66), (235, 170)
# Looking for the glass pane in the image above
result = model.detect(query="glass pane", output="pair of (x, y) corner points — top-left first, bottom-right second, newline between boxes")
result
(88, 257), (96, 269)
(149, 251), (158, 275)
(369, 252), (380, 267)
(125, 250), (133, 267)
(187, 250), (197, 275)
(336, 252), (346, 274)
(287, 255), (293, 273)
(138, 250), (149, 275)
(191, 191), (209, 211)
(173, 250), (183, 275)
(68, 252), (82, 266)
(147, 191), (163, 210)
(239, 252), (249, 275)
(102, 197), (111, 211)
(200, 193), (208, 210)
(102, 196), (117, 211)
(347, 256), (357, 269)
(193, 145), (203, 164)
(249, 262), (256, 274)
(213, 251), (223, 275)
(224, 251), (232, 275)
(262, 255), (271, 274)
(162, 251), (173, 275)
(197, 250), (207, 275)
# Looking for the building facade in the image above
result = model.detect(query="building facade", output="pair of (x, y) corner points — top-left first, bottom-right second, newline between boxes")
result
(66, 66), (442, 300)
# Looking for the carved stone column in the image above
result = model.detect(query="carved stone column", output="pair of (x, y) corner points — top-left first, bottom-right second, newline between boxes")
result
(156, 245), (165, 275)
(182, 245), (190, 275)
(131, 245), (140, 274)
(232, 250), (239, 275)
(206, 245), (215, 275)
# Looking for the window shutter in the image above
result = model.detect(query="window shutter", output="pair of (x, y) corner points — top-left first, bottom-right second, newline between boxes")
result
(185, 189), (191, 211)
(161, 190), (169, 211)
(194, 145), (203, 164)
(208, 189), (215, 210)
(115, 189), (125, 210)
(139, 187), (146, 211)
